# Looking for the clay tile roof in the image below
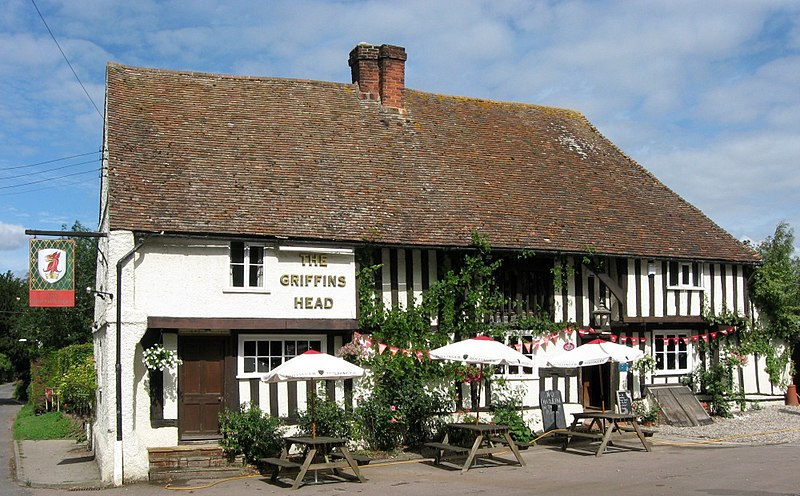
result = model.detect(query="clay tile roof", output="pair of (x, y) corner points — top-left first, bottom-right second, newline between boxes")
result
(104, 63), (758, 264)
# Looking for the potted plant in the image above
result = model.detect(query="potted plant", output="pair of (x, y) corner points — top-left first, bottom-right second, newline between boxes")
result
(142, 344), (182, 371)
(631, 399), (659, 426)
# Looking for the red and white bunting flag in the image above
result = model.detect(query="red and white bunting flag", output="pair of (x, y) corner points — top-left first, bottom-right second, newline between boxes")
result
(524, 342), (532, 353)
(631, 337), (639, 345)
(692, 335), (699, 342)
(710, 332), (718, 339)
(720, 329), (728, 335)
(620, 336), (628, 344)
(354, 331), (362, 341)
(364, 338), (374, 347)
(702, 335), (709, 342)
(378, 343), (387, 354)
(610, 335), (618, 343)
(551, 334), (559, 344)
(578, 329), (587, 336)
(415, 351), (424, 362)
(533, 341), (540, 350)
(389, 346), (399, 355)
(681, 337), (690, 344)
(565, 327), (575, 336)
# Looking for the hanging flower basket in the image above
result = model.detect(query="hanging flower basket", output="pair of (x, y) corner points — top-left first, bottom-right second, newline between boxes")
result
(142, 344), (182, 371)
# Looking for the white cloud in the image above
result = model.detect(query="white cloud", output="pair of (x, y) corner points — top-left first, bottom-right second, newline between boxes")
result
(0, 221), (27, 251)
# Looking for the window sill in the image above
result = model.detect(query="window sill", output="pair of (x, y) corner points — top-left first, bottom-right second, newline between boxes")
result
(666, 286), (705, 291)
(223, 287), (271, 295)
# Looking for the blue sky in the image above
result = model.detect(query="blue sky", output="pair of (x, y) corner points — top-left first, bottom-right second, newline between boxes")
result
(2, 0), (799, 276)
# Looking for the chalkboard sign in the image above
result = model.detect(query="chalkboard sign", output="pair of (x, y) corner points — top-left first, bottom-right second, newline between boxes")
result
(617, 390), (632, 414)
(540, 389), (567, 431)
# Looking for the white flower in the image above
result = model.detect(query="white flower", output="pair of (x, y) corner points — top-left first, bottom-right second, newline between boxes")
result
(142, 344), (182, 371)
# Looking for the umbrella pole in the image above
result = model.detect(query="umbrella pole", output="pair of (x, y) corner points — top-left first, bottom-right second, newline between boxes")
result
(476, 364), (483, 425)
(309, 380), (317, 439)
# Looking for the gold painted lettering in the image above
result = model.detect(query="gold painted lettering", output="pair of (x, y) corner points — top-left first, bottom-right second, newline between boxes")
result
(280, 274), (290, 286)
(338, 276), (346, 287)
(294, 297), (303, 309)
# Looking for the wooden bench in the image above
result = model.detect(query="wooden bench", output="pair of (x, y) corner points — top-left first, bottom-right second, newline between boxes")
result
(488, 437), (531, 450)
(329, 452), (372, 465)
(259, 457), (302, 469)
(618, 425), (656, 437)
(424, 442), (471, 464)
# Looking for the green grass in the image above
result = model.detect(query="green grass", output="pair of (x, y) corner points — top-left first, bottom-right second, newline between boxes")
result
(14, 404), (82, 440)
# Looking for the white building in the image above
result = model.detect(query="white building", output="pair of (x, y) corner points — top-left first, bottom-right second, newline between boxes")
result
(92, 43), (773, 484)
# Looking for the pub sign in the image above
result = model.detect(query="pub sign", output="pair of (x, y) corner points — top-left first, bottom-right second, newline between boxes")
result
(29, 238), (75, 307)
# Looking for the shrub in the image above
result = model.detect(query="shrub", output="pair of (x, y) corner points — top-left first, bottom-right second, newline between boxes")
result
(354, 388), (407, 451)
(58, 355), (96, 417)
(355, 354), (451, 450)
(296, 389), (353, 439)
(490, 381), (533, 443)
(492, 402), (532, 443)
(28, 344), (94, 414)
(219, 404), (284, 463)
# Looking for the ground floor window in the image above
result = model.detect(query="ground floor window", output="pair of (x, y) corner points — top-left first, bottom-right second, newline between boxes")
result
(499, 333), (536, 376)
(653, 331), (691, 373)
(238, 334), (324, 378)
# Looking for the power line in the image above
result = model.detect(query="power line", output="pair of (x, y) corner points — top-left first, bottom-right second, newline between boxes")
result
(30, 0), (103, 118)
(1, 151), (100, 171)
(0, 168), (100, 190)
(0, 174), (99, 197)
(0, 158), (99, 181)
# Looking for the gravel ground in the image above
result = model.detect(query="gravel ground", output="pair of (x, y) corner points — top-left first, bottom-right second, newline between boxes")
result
(653, 402), (800, 445)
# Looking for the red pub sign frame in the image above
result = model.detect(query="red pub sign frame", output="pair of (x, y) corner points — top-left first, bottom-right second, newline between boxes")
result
(29, 238), (76, 307)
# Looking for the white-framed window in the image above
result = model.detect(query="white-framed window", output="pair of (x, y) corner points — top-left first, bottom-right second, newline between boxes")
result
(237, 334), (325, 378)
(667, 261), (703, 289)
(230, 241), (265, 289)
(498, 334), (536, 377)
(653, 332), (691, 373)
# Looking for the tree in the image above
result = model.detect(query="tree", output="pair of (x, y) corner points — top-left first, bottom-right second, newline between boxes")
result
(749, 222), (800, 386)
(0, 271), (29, 381)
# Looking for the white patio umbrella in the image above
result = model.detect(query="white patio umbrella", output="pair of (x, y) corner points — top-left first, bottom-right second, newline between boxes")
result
(430, 335), (536, 423)
(262, 350), (365, 438)
(545, 338), (644, 412)
(545, 339), (644, 368)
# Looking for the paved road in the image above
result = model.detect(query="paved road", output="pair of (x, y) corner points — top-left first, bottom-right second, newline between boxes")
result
(3, 380), (800, 495)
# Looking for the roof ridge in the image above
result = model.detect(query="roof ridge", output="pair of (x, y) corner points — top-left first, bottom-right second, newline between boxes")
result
(406, 88), (586, 120)
(106, 61), (356, 89)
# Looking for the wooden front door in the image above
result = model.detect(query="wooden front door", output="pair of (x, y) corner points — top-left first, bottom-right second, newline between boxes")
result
(179, 336), (225, 440)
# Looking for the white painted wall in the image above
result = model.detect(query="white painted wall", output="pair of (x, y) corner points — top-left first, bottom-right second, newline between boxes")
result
(134, 238), (356, 320)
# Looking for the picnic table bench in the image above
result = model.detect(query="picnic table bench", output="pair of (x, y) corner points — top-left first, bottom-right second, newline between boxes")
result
(425, 423), (526, 474)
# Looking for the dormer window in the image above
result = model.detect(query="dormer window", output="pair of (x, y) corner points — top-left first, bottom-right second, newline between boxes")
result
(667, 261), (703, 289)
(230, 242), (264, 288)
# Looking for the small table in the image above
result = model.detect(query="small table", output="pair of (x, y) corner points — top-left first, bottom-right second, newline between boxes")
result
(562, 412), (652, 457)
(428, 423), (526, 474)
(263, 436), (365, 490)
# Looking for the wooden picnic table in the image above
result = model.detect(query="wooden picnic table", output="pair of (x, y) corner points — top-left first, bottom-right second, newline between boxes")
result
(562, 411), (652, 457)
(260, 436), (366, 490)
(425, 423), (526, 474)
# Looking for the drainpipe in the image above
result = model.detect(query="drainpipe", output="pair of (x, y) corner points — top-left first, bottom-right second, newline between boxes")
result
(114, 235), (146, 486)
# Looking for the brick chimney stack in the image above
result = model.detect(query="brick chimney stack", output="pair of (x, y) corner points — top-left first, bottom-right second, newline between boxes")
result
(349, 43), (407, 108)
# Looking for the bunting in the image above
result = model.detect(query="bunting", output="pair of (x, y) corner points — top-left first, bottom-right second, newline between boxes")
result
(351, 326), (738, 360)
